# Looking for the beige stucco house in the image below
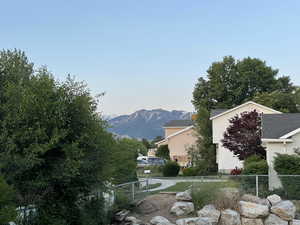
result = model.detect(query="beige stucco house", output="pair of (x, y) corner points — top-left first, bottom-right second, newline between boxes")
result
(211, 101), (300, 188)
(155, 120), (197, 166)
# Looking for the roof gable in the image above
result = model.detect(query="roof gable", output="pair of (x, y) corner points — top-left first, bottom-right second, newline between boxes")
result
(210, 101), (281, 120)
(262, 113), (300, 139)
(156, 126), (194, 144)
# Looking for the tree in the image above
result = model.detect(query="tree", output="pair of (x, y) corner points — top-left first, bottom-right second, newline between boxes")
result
(253, 91), (298, 113)
(155, 145), (170, 160)
(0, 50), (114, 225)
(142, 138), (151, 149)
(0, 176), (16, 224)
(110, 138), (139, 184)
(222, 110), (266, 160)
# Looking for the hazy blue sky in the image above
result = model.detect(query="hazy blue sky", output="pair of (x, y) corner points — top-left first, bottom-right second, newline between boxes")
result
(1, 1), (300, 115)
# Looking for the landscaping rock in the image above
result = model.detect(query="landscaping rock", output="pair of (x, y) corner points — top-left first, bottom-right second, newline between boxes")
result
(271, 200), (296, 221)
(264, 214), (288, 225)
(197, 204), (220, 224)
(291, 220), (300, 225)
(239, 201), (269, 218)
(125, 216), (142, 225)
(115, 209), (130, 221)
(176, 217), (214, 225)
(170, 202), (195, 216)
(219, 209), (241, 225)
(267, 194), (282, 206)
(150, 216), (174, 225)
(241, 194), (270, 207)
(240, 217), (263, 225)
(176, 190), (192, 202)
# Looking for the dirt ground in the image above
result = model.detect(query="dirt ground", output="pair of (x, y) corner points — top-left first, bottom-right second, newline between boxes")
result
(130, 193), (191, 224)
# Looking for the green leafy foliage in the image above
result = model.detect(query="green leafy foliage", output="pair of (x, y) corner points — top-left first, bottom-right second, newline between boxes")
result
(110, 138), (139, 184)
(0, 176), (16, 224)
(242, 160), (268, 175)
(162, 161), (180, 177)
(274, 154), (300, 199)
(155, 145), (170, 160)
(182, 167), (199, 176)
(0, 50), (119, 225)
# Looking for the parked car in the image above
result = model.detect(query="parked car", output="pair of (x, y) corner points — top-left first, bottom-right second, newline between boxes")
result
(147, 157), (166, 166)
(137, 159), (149, 168)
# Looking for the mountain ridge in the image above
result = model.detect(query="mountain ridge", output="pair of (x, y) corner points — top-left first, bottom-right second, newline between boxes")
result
(108, 109), (192, 140)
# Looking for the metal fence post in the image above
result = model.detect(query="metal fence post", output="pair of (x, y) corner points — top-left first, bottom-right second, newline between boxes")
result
(146, 179), (149, 192)
(132, 182), (135, 201)
(256, 175), (259, 197)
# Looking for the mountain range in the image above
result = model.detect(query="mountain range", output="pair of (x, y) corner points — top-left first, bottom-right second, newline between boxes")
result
(107, 109), (192, 140)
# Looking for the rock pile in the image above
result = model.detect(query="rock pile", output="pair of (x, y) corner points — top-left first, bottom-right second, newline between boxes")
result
(114, 190), (300, 225)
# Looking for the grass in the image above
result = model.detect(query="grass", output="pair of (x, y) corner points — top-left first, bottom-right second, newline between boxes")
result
(141, 183), (162, 190)
(158, 180), (239, 193)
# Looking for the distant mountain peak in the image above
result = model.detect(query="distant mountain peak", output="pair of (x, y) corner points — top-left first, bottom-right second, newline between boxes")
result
(108, 109), (192, 140)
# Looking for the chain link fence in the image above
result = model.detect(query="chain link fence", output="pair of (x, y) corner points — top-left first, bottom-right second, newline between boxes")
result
(114, 175), (300, 204)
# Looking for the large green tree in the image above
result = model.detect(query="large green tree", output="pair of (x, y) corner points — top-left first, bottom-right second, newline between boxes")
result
(192, 56), (296, 171)
(0, 50), (114, 225)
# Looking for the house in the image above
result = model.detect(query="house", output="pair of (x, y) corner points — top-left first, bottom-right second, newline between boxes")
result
(211, 101), (300, 183)
(261, 113), (300, 188)
(211, 101), (282, 173)
(155, 120), (197, 166)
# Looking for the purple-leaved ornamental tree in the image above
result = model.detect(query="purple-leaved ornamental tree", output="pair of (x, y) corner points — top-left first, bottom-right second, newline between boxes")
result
(221, 110), (266, 160)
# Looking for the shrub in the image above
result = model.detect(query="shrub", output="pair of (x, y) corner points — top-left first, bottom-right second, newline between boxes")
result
(244, 155), (264, 167)
(230, 167), (242, 175)
(242, 160), (268, 175)
(162, 161), (180, 177)
(274, 154), (300, 199)
(182, 167), (199, 176)
(192, 181), (239, 210)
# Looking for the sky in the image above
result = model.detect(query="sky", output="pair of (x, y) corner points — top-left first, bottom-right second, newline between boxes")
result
(1, 1), (300, 115)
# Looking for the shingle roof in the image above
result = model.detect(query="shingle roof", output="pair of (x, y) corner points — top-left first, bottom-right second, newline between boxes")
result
(164, 120), (194, 127)
(211, 109), (228, 118)
(262, 113), (300, 139)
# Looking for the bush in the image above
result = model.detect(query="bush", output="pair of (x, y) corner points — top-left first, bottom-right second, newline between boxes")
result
(230, 167), (242, 175)
(182, 167), (199, 176)
(274, 154), (300, 199)
(244, 155), (264, 167)
(162, 161), (180, 177)
(242, 160), (268, 175)
(192, 181), (239, 210)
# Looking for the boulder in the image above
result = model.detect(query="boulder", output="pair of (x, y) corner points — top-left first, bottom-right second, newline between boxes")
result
(197, 204), (220, 224)
(125, 216), (142, 225)
(264, 214), (288, 225)
(241, 194), (270, 207)
(267, 194), (282, 206)
(115, 209), (130, 221)
(219, 209), (241, 225)
(176, 190), (192, 202)
(150, 216), (174, 225)
(271, 200), (296, 221)
(170, 202), (195, 216)
(241, 217), (263, 225)
(176, 217), (214, 225)
(238, 201), (269, 218)
(292, 220), (300, 225)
